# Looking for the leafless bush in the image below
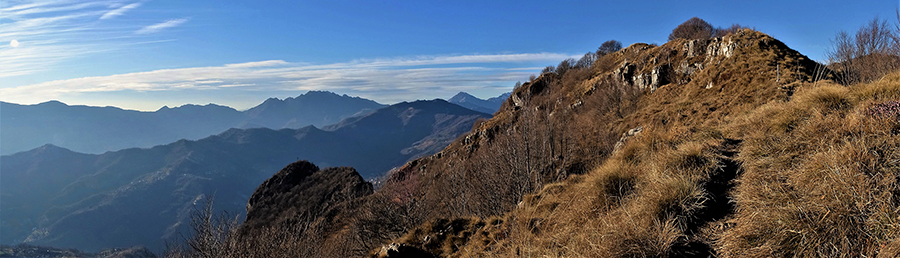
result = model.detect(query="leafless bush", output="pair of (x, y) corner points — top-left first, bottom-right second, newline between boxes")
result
(669, 17), (715, 41)
(575, 52), (598, 69)
(164, 197), (241, 258)
(541, 65), (555, 75)
(556, 58), (576, 76)
(597, 40), (623, 56)
(828, 17), (900, 85)
(714, 23), (750, 37)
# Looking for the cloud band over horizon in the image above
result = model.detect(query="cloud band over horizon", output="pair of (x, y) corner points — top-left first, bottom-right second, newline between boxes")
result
(0, 52), (573, 110)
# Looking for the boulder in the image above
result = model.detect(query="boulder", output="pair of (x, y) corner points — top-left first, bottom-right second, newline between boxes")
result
(612, 126), (644, 153)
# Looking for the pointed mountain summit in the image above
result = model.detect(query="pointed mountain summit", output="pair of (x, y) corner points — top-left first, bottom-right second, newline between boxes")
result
(239, 90), (385, 129)
(447, 91), (509, 114)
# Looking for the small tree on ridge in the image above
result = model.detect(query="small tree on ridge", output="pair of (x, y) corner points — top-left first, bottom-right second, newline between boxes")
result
(669, 17), (715, 41)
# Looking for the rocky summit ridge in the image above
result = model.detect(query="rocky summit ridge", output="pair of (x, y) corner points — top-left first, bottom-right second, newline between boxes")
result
(209, 28), (855, 257)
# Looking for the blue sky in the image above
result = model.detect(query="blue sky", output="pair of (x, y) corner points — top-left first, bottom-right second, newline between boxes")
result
(0, 0), (897, 111)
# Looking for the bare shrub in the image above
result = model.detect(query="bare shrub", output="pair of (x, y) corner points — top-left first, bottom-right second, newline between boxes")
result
(164, 197), (241, 258)
(597, 40), (623, 56)
(714, 23), (751, 37)
(669, 17), (715, 41)
(828, 17), (900, 85)
(556, 58), (576, 76)
(575, 52), (598, 69)
(541, 65), (555, 75)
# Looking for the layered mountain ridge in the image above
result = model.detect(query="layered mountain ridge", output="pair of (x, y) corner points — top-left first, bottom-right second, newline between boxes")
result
(0, 99), (489, 252)
(0, 91), (385, 155)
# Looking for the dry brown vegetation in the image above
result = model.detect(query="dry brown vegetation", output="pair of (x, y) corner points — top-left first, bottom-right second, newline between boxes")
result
(396, 126), (737, 257)
(378, 21), (900, 257)
(372, 28), (830, 257)
(720, 77), (900, 257)
(828, 17), (900, 85)
(415, 76), (900, 257)
(168, 17), (900, 258)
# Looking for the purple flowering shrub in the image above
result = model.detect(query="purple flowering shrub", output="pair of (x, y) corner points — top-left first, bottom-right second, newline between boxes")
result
(867, 101), (900, 119)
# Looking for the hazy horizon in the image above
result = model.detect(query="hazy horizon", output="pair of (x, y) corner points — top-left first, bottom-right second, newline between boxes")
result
(0, 89), (508, 112)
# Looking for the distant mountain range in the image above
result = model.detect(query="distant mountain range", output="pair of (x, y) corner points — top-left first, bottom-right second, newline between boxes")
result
(0, 91), (385, 155)
(447, 91), (510, 114)
(240, 91), (383, 129)
(0, 99), (489, 252)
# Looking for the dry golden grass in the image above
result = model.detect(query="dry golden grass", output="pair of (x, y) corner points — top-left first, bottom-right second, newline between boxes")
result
(720, 76), (900, 257)
(388, 126), (732, 257)
(450, 73), (900, 258)
(379, 29), (841, 257)
(386, 30), (900, 257)
(167, 27), (900, 257)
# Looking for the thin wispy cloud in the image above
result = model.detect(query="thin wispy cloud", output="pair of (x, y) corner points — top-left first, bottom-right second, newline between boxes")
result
(0, 53), (568, 109)
(225, 60), (291, 68)
(136, 18), (188, 34)
(100, 2), (141, 20)
(0, 0), (172, 79)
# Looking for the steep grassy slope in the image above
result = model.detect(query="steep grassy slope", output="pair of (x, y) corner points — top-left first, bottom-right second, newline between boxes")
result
(416, 77), (900, 257)
(170, 28), (900, 257)
(372, 30), (898, 257)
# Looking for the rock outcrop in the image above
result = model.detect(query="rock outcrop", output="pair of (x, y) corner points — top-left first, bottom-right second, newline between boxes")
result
(613, 126), (643, 153)
(243, 160), (373, 231)
(368, 29), (833, 257)
(605, 29), (825, 94)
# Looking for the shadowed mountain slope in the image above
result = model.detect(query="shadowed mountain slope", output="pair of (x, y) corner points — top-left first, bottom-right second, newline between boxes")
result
(0, 99), (487, 252)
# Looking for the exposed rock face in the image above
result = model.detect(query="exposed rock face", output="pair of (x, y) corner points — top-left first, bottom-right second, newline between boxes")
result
(607, 29), (807, 93)
(706, 36), (737, 60)
(621, 61), (668, 92)
(650, 64), (669, 91)
(243, 160), (374, 230)
(245, 161), (320, 217)
(683, 39), (707, 58)
(613, 126), (644, 153)
(677, 61), (704, 80)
